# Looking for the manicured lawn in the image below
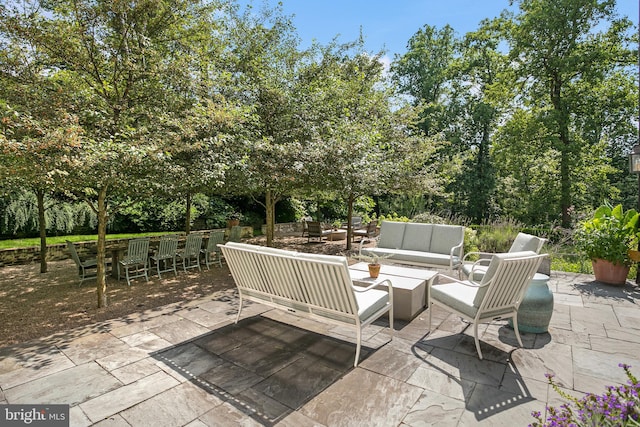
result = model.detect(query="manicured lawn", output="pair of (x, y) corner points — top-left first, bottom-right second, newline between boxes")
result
(0, 232), (176, 250)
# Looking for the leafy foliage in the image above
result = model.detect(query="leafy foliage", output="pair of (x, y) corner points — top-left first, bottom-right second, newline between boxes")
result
(574, 202), (639, 266)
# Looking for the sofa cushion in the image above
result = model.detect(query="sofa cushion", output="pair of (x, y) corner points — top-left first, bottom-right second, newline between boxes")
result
(429, 225), (464, 255)
(362, 247), (453, 267)
(401, 223), (433, 252)
(378, 221), (406, 249)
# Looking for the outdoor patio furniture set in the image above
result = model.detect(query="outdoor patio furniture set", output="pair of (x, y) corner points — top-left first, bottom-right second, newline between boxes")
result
(305, 217), (378, 243)
(66, 226), (242, 286)
(220, 221), (548, 364)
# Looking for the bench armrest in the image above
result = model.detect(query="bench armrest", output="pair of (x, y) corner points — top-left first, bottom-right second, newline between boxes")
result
(352, 278), (392, 293)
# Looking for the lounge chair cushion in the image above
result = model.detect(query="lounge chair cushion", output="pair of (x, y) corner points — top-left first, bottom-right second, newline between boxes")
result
(430, 281), (479, 319)
(510, 233), (544, 253)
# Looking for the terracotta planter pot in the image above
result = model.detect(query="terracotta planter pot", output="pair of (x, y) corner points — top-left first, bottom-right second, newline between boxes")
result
(591, 258), (630, 286)
(368, 263), (381, 279)
(226, 219), (240, 229)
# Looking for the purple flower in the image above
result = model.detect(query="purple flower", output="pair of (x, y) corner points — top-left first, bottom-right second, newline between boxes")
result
(532, 364), (640, 426)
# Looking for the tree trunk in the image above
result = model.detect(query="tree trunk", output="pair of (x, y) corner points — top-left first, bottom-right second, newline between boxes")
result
(96, 186), (108, 308)
(36, 188), (47, 273)
(346, 194), (355, 251)
(265, 189), (275, 247)
(185, 192), (192, 234)
(551, 73), (572, 228)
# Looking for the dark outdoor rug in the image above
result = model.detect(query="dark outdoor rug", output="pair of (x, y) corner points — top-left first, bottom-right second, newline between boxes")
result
(152, 316), (372, 426)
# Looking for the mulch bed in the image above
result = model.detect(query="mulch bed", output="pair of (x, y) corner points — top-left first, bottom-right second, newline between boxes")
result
(0, 235), (370, 347)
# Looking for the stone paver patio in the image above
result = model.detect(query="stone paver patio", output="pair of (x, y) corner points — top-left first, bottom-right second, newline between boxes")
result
(1, 269), (639, 426)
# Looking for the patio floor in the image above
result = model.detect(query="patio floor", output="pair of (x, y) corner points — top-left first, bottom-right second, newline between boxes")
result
(1, 268), (639, 426)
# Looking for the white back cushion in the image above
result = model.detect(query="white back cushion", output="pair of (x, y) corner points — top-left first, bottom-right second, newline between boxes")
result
(429, 225), (464, 254)
(401, 223), (433, 252)
(378, 221), (406, 249)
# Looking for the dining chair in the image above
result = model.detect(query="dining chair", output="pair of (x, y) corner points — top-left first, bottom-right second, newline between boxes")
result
(201, 230), (225, 269)
(177, 233), (203, 272)
(149, 234), (179, 278)
(119, 237), (151, 286)
(66, 241), (110, 286)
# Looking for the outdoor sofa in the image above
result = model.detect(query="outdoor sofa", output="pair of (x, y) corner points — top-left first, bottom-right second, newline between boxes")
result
(359, 221), (465, 270)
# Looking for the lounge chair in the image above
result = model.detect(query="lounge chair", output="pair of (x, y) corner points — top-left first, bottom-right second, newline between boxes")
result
(307, 221), (332, 243)
(459, 232), (546, 280)
(428, 251), (547, 359)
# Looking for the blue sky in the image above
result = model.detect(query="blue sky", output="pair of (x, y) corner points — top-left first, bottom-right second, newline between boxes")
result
(245, 0), (639, 60)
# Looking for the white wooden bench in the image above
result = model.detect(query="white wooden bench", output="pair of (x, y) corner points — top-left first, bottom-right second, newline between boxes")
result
(219, 242), (394, 367)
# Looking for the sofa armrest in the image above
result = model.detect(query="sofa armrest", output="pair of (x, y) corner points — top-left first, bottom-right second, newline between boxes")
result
(450, 241), (465, 269)
(358, 235), (379, 255)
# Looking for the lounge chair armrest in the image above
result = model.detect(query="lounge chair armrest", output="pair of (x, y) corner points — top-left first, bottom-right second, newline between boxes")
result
(462, 251), (495, 262)
(435, 273), (487, 288)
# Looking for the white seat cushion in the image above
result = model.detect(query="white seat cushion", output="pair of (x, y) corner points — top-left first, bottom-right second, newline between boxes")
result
(430, 281), (479, 319)
(355, 288), (390, 322)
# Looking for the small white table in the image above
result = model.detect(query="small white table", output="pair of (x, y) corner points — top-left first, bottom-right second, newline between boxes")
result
(349, 262), (438, 321)
(328, 229), (347, 241)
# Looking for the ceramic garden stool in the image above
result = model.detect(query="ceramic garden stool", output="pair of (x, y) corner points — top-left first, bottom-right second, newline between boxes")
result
(509, 273), (553, 333)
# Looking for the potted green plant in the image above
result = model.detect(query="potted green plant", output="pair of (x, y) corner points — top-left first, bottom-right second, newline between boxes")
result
(574, 202), (639, 285)
(226, 212), (243, 229)
(354, 253), (392, 278)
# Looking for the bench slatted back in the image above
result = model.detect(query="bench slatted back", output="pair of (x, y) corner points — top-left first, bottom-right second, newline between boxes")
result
(220, 244), (359, 322)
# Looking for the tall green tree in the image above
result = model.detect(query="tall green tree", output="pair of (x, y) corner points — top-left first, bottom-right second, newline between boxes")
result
(2, 0), (231, 307)
(0, 7), (82, 273)
(391, 25), (457, 138)
(502, 0), (636, 227)
(302, 41), (438, 249)
(223, 4), (309, 247)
